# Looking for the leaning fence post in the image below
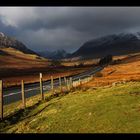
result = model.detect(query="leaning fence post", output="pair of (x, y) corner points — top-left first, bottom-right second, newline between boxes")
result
(21, 80), (26, 109)
(0, 80), (3, 120)
(40, 73), (44, 100)
(51, 76), (54, 94)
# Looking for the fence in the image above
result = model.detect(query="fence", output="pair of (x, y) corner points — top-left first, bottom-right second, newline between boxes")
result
(0, 73), (94, 120)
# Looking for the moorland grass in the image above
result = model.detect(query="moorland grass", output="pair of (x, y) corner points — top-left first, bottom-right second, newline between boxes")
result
(1, 82), (140, 133)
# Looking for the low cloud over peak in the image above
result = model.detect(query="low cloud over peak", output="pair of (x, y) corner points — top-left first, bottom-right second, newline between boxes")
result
(1, 7), (140, 53)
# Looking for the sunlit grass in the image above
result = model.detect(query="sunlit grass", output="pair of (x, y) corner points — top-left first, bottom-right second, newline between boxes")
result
(1, 82), (140, 133)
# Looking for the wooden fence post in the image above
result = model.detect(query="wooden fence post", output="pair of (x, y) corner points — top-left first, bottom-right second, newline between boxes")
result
(40, 73), (44, 100)
(86, 77), (88, 83)
(0, 80), (3, 120)
(59, 76), (62, 93)
(64, 77), (67, 85)
(67, 79), (69, 91)
(64, 77), (67, 91)
(68, 79), (71, 90)
(70, 77), (73, 89)
(21, 80), (26, 109)
(79, 78), (81, 86)
(51, 76), (54, 94)
(88, 76), (90, 82)
(75, 81), (77, 87)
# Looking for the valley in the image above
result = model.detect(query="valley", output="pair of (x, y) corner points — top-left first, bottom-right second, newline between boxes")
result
(0, 33), (92, 88)
(1, 52), (140, 133)
(1, 31), (140, 133)
(1, 6), (140, 134)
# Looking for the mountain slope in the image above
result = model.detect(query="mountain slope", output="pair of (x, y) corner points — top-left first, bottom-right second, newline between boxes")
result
(0, 32), (49, 71)
(0, 47), (48, 69)
(70, 32), (140, 59)
(38, 49), (71, 59)
(0, 32), (38, 55)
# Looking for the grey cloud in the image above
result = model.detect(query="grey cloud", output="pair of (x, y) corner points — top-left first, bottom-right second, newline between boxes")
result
(1, 7), (140, 53)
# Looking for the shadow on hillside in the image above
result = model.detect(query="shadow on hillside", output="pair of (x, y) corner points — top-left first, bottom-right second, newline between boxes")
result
(0, 89), (73, 132)
(111, 54), (140, 66)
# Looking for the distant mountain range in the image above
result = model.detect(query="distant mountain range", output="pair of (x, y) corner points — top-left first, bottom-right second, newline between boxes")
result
(69, 32), (140, 59)
(38, 49), (71, 60)
(0, 32), (38, 55)
(2, 31), (140, 61)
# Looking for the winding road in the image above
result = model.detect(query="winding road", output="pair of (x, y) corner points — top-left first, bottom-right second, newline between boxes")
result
(3, 65), (105, 105)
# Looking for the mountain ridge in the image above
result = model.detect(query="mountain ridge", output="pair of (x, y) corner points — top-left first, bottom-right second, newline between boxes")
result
(38, 49), (71, 60)
(70, 32), (140, 59)
(0, 32), (38, 55)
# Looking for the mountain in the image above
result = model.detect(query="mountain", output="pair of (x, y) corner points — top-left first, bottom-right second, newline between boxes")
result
(38, 49), (71, 59)
(70, 32), (140, 59)
(0, 32), (38, 55)
(0, 32), (49, 72)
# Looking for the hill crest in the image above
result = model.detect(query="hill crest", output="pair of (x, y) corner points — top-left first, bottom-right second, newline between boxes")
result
(70, 32), (140, 59)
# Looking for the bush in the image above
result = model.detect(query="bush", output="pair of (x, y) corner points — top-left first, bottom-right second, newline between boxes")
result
(50, 60), (62, 66)
(78, 62), (84, 67)
(94, 72), (103, 77)
(111, 59), (122, 65)
(99, 55), (113, 65)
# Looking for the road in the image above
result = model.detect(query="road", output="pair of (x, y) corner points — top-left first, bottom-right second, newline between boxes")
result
(3, 65), (105, 105)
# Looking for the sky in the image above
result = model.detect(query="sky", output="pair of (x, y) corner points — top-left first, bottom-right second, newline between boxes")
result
(1, 7), (140, 53)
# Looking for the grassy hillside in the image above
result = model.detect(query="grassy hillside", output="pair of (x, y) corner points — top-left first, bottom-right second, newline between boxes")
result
(1, 81), (140, 133)
(84, 53), (140, 87)
(0, 47), (48, 69)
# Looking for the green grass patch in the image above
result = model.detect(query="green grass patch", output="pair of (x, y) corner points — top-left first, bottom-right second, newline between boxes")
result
(1, 82), (140, 133)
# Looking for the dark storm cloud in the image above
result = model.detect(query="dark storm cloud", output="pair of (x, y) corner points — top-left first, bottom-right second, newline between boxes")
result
(1, 7), (140, 52)
(19, 8), (140, 34)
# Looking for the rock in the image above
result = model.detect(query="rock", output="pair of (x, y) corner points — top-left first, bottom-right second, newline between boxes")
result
(112, 82), (116, 86)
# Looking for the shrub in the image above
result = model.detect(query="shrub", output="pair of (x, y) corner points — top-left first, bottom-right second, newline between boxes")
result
(78, 62), (84, 67)
(111, 59), (122, 65)
(95, 72), (103, 77)
(99, 55), (113, 65)
(50, 60), (62, 66)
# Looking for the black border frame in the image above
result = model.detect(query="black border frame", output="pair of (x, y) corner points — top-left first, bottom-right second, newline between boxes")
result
(0, 0), (140, 139)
